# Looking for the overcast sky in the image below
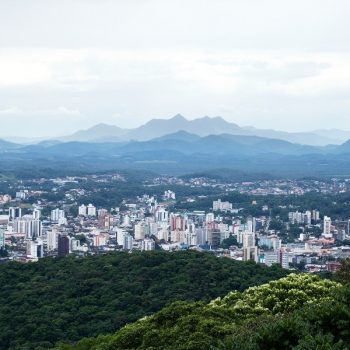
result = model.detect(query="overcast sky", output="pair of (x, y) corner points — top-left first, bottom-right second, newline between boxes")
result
(1, 0), (350, 137)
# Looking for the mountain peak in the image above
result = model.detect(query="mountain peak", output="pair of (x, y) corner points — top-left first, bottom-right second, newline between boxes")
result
(89, 123), (115, 131)
(170, 114), (187, 121)
(59, 122), (128, 142)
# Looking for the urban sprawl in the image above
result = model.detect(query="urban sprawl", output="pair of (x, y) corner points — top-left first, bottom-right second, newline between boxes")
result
(1, 174), (350, 273)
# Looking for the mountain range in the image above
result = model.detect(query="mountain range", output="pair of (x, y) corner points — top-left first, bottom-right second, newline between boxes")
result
(1, 127), (350, 177)
(7, 114), (349, 146)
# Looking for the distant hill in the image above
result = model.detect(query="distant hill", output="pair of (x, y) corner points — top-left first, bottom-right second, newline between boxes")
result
(312, 128), (350, 142)
(180, 168), (277, 181)
(333, 139), (350, 153)
(2, 131), (350, 177)
(242, 125), (341, 146)
(53, 115), (342, 146)
(117, 131), (321, 157)
(0, 139), (22, 151)
(58, 123), (129, 142)
(22, 131), (320, 158)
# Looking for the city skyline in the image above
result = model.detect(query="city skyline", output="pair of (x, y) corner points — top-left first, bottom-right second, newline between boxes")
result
(2, 2), (350, 349)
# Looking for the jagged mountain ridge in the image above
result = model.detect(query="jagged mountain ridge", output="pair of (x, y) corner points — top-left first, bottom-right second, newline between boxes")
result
(51, 114), (344, 146)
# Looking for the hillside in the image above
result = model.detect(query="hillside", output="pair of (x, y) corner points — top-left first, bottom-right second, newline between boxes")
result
(0, 251), (287, 350)
(0, 139), (22, 151)
(58, 123), (129, 142)
(57, 274), (347, 350)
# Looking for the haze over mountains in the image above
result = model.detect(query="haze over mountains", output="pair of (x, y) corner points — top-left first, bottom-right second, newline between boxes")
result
(14, 114), (350, 146)
(1, 123), (350, 178)
(2, 114), (350, 178)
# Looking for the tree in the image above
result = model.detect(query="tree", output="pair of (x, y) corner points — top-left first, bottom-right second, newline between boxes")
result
(335, 258), (350, 284)
(220, 235), (240, 249)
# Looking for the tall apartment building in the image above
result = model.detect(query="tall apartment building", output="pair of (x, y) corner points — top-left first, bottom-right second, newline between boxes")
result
(134, 223), (145, 240)
(9, 207), (22, 221)
(243, 231), (258, 262)
(323, 216), (332, 236)
(51, 208), (65, 222)
(0, 228), (5, 248)
(47, 229), (58, 251)
(58, 234), (70, 257)
(142, 239), (155, 251)
(78, 204), (87, 216)
(87, 204), (97, 217)
(13, 217), (42, 239)
(213, 199), (232, 211)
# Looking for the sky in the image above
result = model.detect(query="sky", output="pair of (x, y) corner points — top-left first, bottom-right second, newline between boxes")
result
(1, 0), (350, 137)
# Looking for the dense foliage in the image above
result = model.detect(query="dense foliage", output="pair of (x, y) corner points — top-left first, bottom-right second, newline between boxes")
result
(56, 274), (344, 350)
(0, 251), (287, 350)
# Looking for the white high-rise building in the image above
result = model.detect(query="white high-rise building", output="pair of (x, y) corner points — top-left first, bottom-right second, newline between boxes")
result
(263, 251), (278, 266)
(156, 208), (169, 222)
(242, 231), (258, 262)
(263, 249), (289, 269)
(157, 227), (169, 241)
(47, 229), (58, 251)
(196, 228), (206, 245)
(312, 210), (320, 222)
(304, 211), (312, 225)
(14, 217), (42, 239)
(87, 204), (96, 217)
(32, 209), (41, 220)
(134, 223), (145, 240)
(142, 239), (155, 251)
(78, 204), (87, 216)
(0, 228), (5, 248)
(323, 216), (332, 236)
(51, 208), (65, 222)
(247, 216), (256, 233)
(163, 190), (176, 200)
(16, 191), (26, 200)
(26, 239), (44, 259)
(213, 199), (232, 211)
(27, 240), (38, 258)
(122, 215), (131, 227)
(116, 228), (127, 246)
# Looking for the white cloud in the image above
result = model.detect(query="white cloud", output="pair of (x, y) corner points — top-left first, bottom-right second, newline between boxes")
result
(0, 105), (81, 116)
(0, 106), (24, 114)
(57, 106), (81, 115)
(0, 59), (52, 87)
(0, 49), (349, 135)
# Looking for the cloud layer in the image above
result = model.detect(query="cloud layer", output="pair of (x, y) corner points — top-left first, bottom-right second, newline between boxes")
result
(0, 0), (350, 137)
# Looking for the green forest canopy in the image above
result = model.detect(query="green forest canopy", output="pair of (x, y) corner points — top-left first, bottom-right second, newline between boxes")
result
(0, 251), (287, 350)
(57, 273), (347, 350)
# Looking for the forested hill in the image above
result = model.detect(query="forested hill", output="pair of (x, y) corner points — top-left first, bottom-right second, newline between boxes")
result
(56, 273), (349, 350)
(0, 251), (287, 350)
